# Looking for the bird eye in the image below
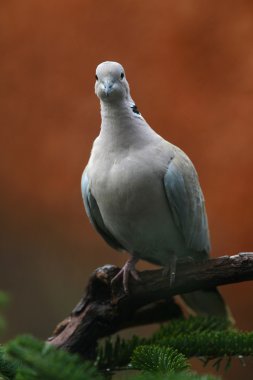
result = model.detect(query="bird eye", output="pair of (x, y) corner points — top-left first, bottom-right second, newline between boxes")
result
(121, 72), (124, 79)
(95, 75), (98, 80)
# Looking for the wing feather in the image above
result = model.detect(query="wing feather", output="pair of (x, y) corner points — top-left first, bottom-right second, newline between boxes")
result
(81, 170), (124, 250)
(164, 154), (210, 254)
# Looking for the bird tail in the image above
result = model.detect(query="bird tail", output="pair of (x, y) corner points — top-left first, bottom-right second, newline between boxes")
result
(178, 288), (234, 324)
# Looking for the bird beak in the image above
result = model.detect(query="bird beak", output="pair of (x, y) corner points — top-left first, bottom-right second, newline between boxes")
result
(103, 81), (113, 97)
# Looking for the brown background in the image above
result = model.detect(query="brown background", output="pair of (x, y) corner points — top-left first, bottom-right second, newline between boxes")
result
(1, 1), (253, 379)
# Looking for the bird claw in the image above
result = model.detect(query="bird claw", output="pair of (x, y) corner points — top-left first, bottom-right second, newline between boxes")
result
(111, 257), (140, 294)
(169, 270), (176, 287)
(163, 255), (177, 287)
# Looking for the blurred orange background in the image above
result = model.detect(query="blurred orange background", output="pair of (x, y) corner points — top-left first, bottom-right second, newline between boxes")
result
(1, 1), (253, 379)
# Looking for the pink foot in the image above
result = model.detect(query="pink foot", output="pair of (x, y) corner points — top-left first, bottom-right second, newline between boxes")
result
(111, 257), (141, 293)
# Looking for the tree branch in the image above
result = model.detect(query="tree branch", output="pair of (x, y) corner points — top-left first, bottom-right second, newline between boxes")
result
(48, 252), (253, 359)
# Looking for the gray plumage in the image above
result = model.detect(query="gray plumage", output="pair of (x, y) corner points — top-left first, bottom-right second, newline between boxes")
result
(81, 61), (232, 319)
(81, 170), (124, 250)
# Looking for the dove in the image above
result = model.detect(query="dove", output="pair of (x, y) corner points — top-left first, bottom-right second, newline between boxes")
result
(81, 61), (232, 318)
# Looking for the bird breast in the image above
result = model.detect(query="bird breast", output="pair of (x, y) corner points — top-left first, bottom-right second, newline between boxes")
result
(88, 140), (169, 219)
(86, 138), (187, 260)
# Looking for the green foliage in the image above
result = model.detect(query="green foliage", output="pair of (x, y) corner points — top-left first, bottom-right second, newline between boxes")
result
(0, 292), (9, 337)
(5, 335), (102, 380)
(0, 346), (16, 380)
(0, 312), (252, 380)
(97, 335), (146, 370)
(97, 317), (253, 370)
(152, 316), (231, 341)
(130, 341), (220, 380)
(157, 329), (253, 358)
(0, 293), (9, 309)
(131, 345), (189, 373)
(131, 371), (220, 380)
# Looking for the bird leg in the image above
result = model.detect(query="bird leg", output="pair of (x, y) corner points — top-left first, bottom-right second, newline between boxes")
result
(111, 256), (141, 294)
(163, 254), (177, 287)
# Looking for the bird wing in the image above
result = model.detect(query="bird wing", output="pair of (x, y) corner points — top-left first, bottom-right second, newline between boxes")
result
(81, 169), (124, 250)
(163, 151), (210, 255)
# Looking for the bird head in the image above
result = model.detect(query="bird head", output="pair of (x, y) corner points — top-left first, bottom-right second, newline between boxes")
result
(95, 61), (130, 103)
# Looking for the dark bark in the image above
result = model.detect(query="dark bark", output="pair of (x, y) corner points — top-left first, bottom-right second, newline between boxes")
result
(48, 252), (253, 359)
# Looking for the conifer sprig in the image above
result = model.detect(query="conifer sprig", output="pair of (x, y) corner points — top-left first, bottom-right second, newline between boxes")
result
(6, 335), (102, 380)
(0, 347), (16, 380)
(131, 372), (220, 380)
(131, 345), (189, 373)
(0, 299), (252, 380)
(97, 317), (253, 369)
(0, 292), (9, 337)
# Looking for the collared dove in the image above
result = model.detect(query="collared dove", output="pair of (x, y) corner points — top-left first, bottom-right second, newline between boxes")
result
(82, 61), (232, 319)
